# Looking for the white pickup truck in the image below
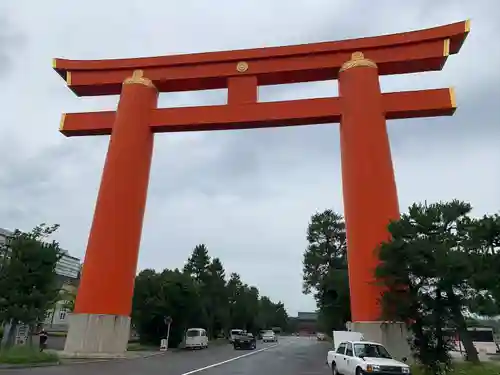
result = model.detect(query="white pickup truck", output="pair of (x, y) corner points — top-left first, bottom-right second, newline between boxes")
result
(326, 340), (411, 375)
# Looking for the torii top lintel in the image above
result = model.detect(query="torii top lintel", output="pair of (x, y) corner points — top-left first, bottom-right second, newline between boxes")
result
(53, 20), (469, 97)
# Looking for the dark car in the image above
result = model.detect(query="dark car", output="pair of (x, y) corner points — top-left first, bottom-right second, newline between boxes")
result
(233, 332), (256, 350)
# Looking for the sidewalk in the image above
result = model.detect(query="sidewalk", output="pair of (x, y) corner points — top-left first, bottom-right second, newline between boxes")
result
(450, 349), (500, 363)
(51, 349), (167, 364)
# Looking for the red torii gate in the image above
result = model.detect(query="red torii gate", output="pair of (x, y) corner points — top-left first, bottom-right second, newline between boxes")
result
(54, 20), (469, 355)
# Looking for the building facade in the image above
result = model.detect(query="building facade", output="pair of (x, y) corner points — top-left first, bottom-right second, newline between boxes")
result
(0, 227), (81, 331)
(296, 312), (318, 335)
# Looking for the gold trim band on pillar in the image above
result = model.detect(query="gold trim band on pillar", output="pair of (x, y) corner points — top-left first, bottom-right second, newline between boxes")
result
(339, 52), (377, 72)
(123, 69), (157, 90)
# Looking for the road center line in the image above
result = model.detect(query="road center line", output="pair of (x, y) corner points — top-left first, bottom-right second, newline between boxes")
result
(180, 344), (279, 375)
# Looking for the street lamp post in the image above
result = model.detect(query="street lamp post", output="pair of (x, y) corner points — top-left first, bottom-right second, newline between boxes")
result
(164, 316), (172, 351)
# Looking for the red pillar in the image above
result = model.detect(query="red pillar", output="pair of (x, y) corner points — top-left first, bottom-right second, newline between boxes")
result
(74, 70), (158, 317)
(338, 52), (400, 323)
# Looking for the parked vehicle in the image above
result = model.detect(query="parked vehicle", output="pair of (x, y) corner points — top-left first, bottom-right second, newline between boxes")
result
(326, 340), (410, 375)
(262, 330), (278, 343)
(233, 332), (256, 350)
(316, 332), (326, 341)
(185, 328), (208, 349)
(229, 329), (244, 343)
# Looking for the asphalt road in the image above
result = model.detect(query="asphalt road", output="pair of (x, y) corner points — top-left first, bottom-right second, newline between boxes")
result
(0, 336), (331, 375)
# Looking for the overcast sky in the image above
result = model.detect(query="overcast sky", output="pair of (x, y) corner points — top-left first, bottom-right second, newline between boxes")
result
(0, 1), (498, 316)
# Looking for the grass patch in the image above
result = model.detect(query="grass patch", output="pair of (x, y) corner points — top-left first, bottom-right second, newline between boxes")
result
(0, 346), (59, 364)
(411, 362), (500, 375)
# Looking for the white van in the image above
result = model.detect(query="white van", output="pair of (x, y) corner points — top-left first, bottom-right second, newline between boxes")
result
(185, 328), (208, 349)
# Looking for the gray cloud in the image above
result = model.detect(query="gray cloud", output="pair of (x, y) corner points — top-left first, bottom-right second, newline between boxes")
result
(0, 9), (27, 76)
(0, 0), (498, 314)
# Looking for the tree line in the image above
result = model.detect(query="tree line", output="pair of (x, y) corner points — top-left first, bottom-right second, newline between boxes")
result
(0, 229), (289, 349)
(133, 244), (289, 347)
(0, 224), (64, 348)
(302, 200), (500, 374)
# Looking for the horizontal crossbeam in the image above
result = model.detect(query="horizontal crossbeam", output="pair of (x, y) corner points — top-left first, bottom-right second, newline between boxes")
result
(60, 88), (455, 137)
(53, 21), (469, 96)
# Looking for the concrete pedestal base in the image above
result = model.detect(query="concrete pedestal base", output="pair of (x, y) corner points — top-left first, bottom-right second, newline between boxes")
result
(351, 321), (412, 363)
(62, 313), (131, 358)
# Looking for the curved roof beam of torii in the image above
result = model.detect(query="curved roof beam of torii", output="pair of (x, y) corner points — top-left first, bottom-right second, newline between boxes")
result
(53, 20), (470, 97)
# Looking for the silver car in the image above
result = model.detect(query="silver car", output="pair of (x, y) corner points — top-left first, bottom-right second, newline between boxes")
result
(262, 330), (278, 343)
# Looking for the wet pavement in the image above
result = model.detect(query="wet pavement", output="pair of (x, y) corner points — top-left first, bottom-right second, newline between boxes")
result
(0, 336), (331, 375)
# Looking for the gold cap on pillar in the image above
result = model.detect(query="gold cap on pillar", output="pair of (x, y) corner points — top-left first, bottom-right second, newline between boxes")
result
(339, 52), (377, 73)
(123, 69), (157, 90)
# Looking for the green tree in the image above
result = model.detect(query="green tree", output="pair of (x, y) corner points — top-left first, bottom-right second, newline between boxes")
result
(257, 297), (288, 331)
(267, 300), (289, 331)
(183, 244), (215, 337)
(183, 244), (211, 282)
(203, 257), (230, 337)
(242, 286), (260, 332)
(132, 245), (291, 346)
(227, 273), (248, 330)
(466, 213), (500, 317)
(132, 268), (203, 347)
(375, 200), (490, 372)
(302, 209), (350, 332)
(256, 296), (274, 329)
(0, 224), (63, 348)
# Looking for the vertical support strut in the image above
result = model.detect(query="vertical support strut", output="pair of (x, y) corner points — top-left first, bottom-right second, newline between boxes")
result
(228, 75), (258, 105)
(338, 52), (400, 323)
(64, 70), (158, 356)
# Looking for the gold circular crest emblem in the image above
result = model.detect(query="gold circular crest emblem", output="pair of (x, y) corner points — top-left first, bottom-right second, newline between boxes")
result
(236, 61), (249, 72)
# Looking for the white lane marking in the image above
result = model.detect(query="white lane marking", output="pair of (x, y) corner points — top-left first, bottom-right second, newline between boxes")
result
(180, 344), (279, 375)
